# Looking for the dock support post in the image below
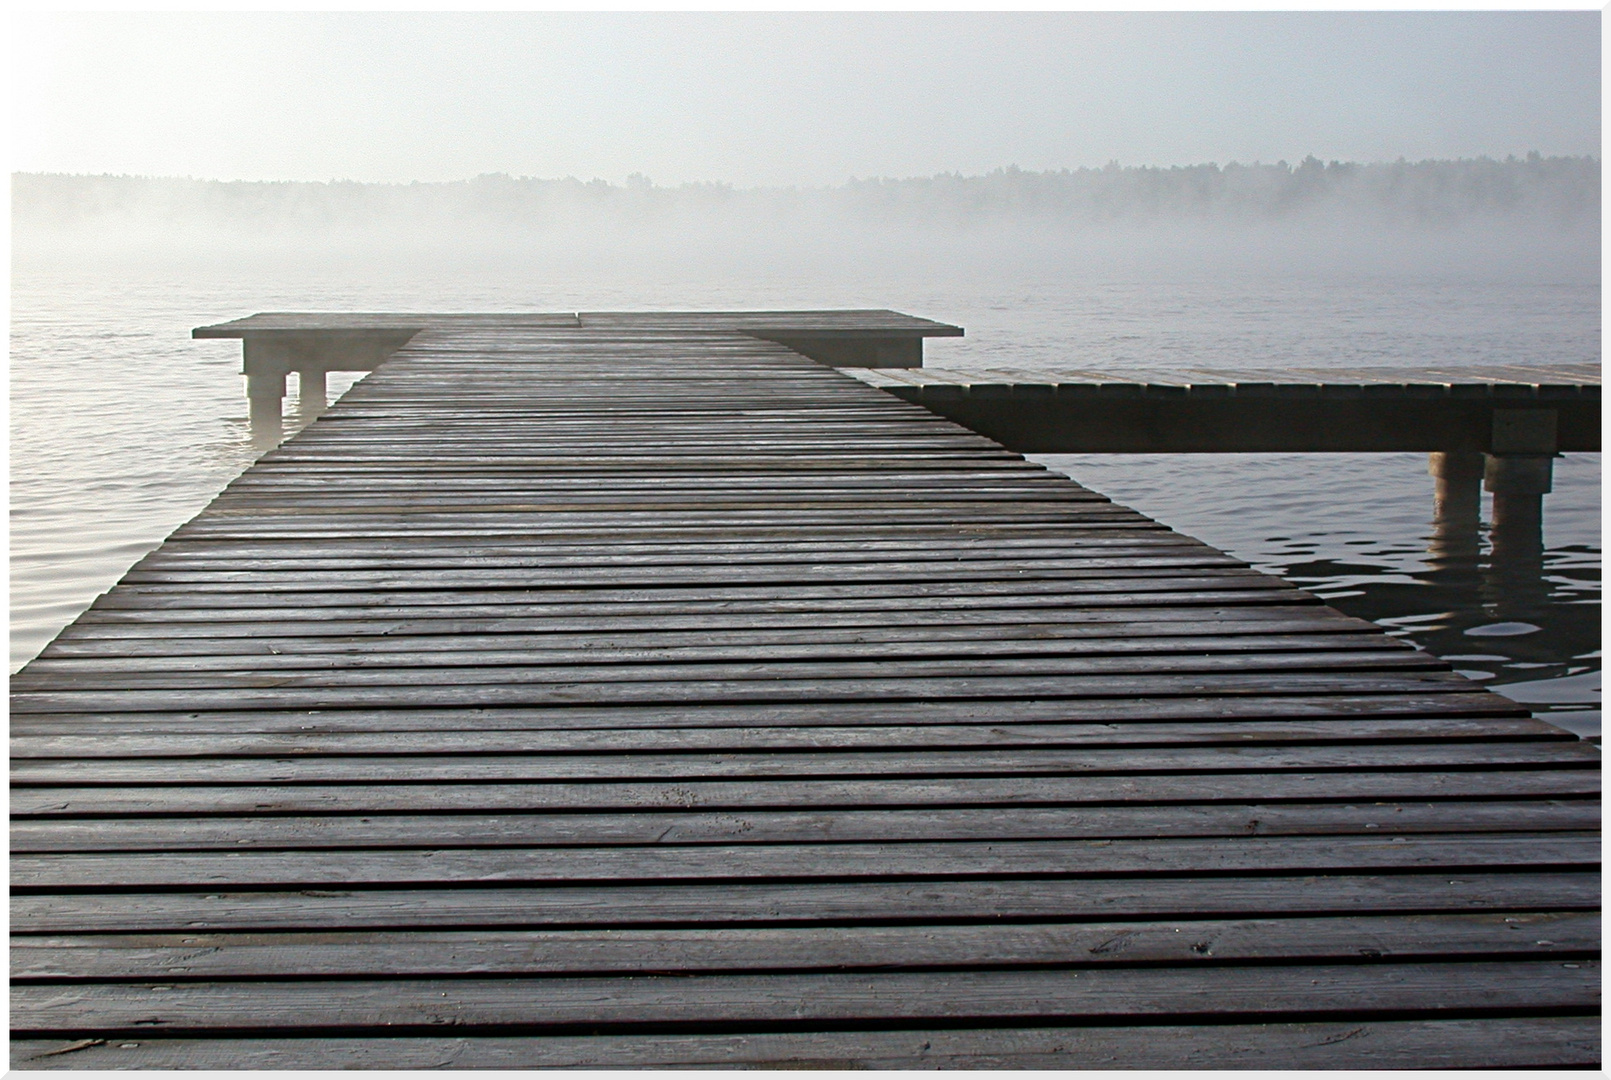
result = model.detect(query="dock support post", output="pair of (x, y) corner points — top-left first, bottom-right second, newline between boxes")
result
(247, 380), (284, 448)
(244, 338), (291, 447)
(1428, 450), (1483, 562)
(246, 371), (286, 422)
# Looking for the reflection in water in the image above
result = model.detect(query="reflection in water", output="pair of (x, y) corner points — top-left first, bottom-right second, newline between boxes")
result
(250, 408), (284, 453)
(1290, 542), (1600, 740)
(1040, 452), (1600, 741)
(254, 372), (347, 452)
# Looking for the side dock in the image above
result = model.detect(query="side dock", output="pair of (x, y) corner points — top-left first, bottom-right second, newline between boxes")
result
(11, 313), (1601, 1069)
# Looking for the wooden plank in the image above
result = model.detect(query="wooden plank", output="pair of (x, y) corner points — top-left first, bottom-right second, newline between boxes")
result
(114, 562), (1283, 592)
(82, 578), (1303, 613)
(0, 705), (1549, 749)
(242, 450), (1033, 466)
(13, 834), (1598, 890)
(14, 913), (1597, 979)
(11, 801), (1598, 852)
(853, 361), (1601, 390)
(9, 671), (1491, 713)
(8, 692), (1536, 735)
(128, 532), (1232, 556)
(138, 534), (1224, 559)
(16, 741), (1596, 787)
(50, 605), (1373, 640)
(10, 961), (1600, 1032)
(10, 715), (1571, 758)
(15, 873), (1599, 934)
(12, 1017), (1601, 1070)
(18, 770), (1596, 817)
(11, 649), (1446, 692)
(31, 630), (1404, 664)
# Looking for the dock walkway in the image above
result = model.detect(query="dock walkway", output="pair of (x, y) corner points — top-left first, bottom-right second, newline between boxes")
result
(11, 314), (1600, 1068)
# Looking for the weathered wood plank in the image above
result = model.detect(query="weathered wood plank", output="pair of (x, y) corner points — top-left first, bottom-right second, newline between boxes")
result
(115, 563), (1280, 592)
(86, 575), (1297, 611)
(11, 961), (1600, 1032)
(15, 740), (1596, 788)
(9, 671), (1491, 713)
(47, 606), (1377, 641)
(13, 912), (1596, 979)
(9, 647), (1445, 692)
(11, 801), (1598, 852)
(18, 769), (1596, 817)
(16, 872), (1599, 934)
(13, 834), (1598, 890)
(12, 1017), (1601, 1070)
(24, 633), (1420, 670)
(10, 715), (1570, 758)
(9, 692), (1536, 735)
(130, 540), (1239, 569)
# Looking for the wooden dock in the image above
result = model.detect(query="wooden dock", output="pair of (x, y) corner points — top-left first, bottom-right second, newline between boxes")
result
(11, 313), (1601, 1069)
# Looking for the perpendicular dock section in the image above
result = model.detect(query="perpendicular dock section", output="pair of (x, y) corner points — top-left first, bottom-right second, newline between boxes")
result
(842, 363), (1600, 454)
(847, 361), (1599, 564)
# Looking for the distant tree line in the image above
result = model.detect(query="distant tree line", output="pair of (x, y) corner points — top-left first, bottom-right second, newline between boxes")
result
(13, 155), (1597, 236)
(840, 155), (1597, 227)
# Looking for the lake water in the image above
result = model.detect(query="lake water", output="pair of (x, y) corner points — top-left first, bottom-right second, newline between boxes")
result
(10, 253), (1600, 736)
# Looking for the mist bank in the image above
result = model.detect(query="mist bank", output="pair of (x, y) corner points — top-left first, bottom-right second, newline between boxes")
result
(13, 156), (1598, 284)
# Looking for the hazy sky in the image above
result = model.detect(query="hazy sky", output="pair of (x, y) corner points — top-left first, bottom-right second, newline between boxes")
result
(11, 11), (1600, 186)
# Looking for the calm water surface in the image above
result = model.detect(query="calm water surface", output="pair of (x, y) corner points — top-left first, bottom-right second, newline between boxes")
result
(11, 263), (1599, 735)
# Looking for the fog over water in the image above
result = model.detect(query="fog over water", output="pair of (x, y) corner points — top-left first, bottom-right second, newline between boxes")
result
(14, 156), (1598, 274)
(10, 158), (1601, 735)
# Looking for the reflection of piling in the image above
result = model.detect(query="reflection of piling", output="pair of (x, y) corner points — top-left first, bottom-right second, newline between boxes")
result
(246, 374), (284, 450)
(248, 409), (282, 451)
(1484, 409), (1557, 564)
(1483, 453), (1553, 617)
(1427, 451), (1556, 623)
(1428, 451), (1483, 564)
(296, 369), (327, 417)
(1486, 454), (1552, 558)
(249, 369), (326, 446)
(1420, 451), (1486, 635)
